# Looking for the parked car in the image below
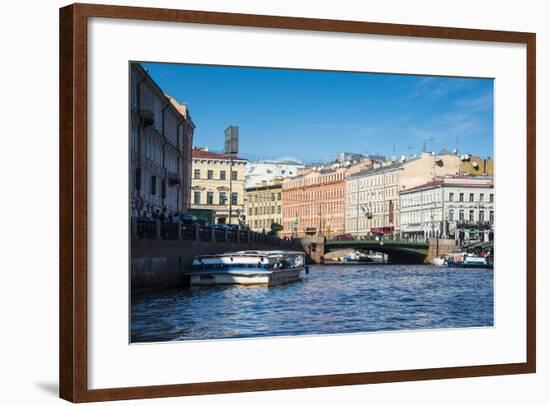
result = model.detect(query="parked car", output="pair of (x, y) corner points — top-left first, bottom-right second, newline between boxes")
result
(211, 223), (231, 230)
(181, 214), (198, 225)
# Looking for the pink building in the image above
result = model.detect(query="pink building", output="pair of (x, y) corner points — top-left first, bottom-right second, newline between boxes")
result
(281, 159), (372, 238)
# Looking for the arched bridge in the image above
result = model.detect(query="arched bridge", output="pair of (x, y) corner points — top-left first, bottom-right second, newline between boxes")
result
(300, 237), (456, 264)
(325, 239), (429, 263)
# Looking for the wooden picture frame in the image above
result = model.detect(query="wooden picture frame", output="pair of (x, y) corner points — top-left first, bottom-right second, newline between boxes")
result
(59, 3), (536, 402)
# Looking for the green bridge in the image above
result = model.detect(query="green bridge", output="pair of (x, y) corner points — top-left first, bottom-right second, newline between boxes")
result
(301, 237), (458, 264)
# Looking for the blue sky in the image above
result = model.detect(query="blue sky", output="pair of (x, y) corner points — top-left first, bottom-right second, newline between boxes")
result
(140, 62), (494, 163)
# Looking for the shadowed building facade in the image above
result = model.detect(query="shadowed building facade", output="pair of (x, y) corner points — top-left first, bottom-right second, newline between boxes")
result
(130, 63), (195, 218)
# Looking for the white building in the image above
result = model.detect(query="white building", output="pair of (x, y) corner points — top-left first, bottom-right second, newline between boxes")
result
(345, 152), (467, 238)
(346, 162), (402, 238)
(244, 158), (305, 188)
(400, 175), (494, 243)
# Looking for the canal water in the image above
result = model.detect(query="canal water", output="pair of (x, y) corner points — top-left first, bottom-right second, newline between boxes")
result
(131, 264), (494, 343)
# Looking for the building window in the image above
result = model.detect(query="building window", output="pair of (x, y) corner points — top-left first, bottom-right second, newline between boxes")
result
(193, 191), (201, 205)
(150, 175), (156, 195)
(490, 210), (494, 223)
(271, 206), (275, 214)
(207, 170), (213, 180)
(231, 171), (238, 181)
(449, 192), (454, 202)
(480, 193), (484, 202)
(448, 209), (454, 221)
(479, 210), (485, 222)
(206, 192), (214, 205)
(459, 193), (464, 202)
(271, 193), (275, 201)
(469, 210), (475, 222)
(277, 206), (281, 214)
(231, 192), (238, 205)
(459, 210), (464, 221)
(248, 208), (252, 216)
(219, 170), (226, 180)
(161, 180), (166, 199)
(490, 193), (494, 202)
(219, 192), (227, 205)
(254, 207), (258, 215)
(277, 192), (281, 200)
(469, 193), (474, 202)
(134, 168), (141, 190)
(194, 169), (200, 179)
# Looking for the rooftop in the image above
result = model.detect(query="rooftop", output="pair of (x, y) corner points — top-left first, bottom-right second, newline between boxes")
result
(192, 148), (246, 161)
(401, 175), (494, 194)
(347, 161), (403, 180)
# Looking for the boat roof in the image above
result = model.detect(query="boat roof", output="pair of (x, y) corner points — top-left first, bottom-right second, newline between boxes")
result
(194, 250), (305, 259)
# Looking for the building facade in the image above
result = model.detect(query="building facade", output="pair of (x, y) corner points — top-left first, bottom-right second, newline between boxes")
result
(282, 168), (347, 238)
(345, 152), (466, 238)
(346, 163), (402, 238)
(400, 176), (494, 243)
(190, 148), (247, 225)
(245, 179), (283, 232)
(130, 63), (195, 218)
(281, 158), (374, 238)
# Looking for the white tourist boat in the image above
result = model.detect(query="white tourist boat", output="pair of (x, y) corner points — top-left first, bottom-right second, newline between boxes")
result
(446, 252), (493, 269)
(189, 250), (308, 286)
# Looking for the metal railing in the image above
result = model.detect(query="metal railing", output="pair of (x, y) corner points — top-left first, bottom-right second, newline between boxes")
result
(132, 218), (292, 248)
(136, 219), (156, 240)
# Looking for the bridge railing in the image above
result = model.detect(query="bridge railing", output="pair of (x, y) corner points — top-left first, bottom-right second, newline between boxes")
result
(132, 218), (293, 247)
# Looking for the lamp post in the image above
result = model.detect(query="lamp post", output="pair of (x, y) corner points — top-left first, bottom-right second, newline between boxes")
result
(228, 156), (234, 224)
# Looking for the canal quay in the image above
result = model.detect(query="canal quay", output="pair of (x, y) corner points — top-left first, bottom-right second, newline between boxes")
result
(131, 263), (494, 343)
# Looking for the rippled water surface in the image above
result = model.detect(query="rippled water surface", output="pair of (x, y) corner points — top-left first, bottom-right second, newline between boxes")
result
(131, 265), (493, 343)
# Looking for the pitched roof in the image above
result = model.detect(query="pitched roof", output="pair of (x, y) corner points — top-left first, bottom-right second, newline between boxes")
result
(192, 149), (246, 161)
(401, 176), (494, 194)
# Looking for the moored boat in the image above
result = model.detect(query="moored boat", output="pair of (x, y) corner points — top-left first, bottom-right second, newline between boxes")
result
(189, 250), (308, 286)
(432, 256), (447, 266)
(446, 252), (493, 269)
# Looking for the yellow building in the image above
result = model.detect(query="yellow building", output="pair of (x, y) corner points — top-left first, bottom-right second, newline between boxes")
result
(245, 179), (283, 232)
(458, 154), (494, 176)
(190, 147), (247, 225)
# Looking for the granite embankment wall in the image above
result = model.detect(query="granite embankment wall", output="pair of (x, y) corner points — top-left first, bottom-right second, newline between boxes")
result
(132, 238), (302, 289)
(424, 238), (457, 263)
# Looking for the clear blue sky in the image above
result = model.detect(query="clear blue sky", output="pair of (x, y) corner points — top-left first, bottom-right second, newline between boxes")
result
(141, 62), (494, 163)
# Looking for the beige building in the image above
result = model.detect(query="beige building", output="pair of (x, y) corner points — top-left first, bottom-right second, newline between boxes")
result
(190, 148), (247, 225)
(346, 152), (466, 238)
(130, 63), (195, 218)
(346, 162), (402, 237)
(245, 179), (283, 232)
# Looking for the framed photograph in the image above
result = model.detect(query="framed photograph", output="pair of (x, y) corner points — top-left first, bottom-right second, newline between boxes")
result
(59, 3), (536, 402)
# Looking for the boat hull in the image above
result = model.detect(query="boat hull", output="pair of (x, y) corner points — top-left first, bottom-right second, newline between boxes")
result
(190, 268), (305, 287)
(447, 262), (493, 269)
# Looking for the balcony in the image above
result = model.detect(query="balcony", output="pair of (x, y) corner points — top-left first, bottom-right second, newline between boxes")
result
(167, 171), (180, 186)
(139, 109), (155, 127)
(455, 220), (493, 230)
